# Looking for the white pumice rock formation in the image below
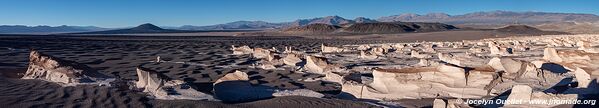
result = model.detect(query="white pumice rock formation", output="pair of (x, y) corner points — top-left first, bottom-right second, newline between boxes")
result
(416, 59), (439, 67)
(371, 47), (387, 56)
(433, 98), (466, 108)
(231, 45), (253, 55)
(135, 67), (216, 100)
(22, 50), (113, 86)
(214, 70), (249, 85)
(487, 57), (523, 73)
(433, 99), (447, 108)
(321, 44), (345, 53)
(303, 56), (330, 74)
(357, 45), (371, 51)
(252, 48), (272, 59)
(504, 85), (577, 108)
(574, 67), (593, 88)
(347, 64), (491, 100)
(438, 53), (462, 66)
(359, 51), (379, 59)
(543, 48), (563, 62)
(282, 53), (303, 66)
(505, 85), (533, 104)
(577, 41), (599, 53)
(488, 42), (513, 56)
(411, 50), (432, 58)
(233, 34), (599, 106)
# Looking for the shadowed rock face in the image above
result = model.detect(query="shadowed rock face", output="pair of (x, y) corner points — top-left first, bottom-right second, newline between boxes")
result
(22, 50), (110, 85)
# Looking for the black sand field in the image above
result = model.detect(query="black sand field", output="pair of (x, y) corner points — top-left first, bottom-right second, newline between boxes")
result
(0, 35), (385, 108)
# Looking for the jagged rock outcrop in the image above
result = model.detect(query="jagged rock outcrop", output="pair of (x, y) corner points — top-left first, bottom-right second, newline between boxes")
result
(304, 56), (329, 74)
(438, 53), (487, 67)
(22, 50), (112, 86)
(214, 70), (249, 84)
(505, 85), (533, 104)
(488, 42), (513, 56)
(359, 51), (379, 59)
(487, 57), (523, 73)
(135, 67), (215, 100)
(357, 45), (371, 51)
(577, 41), (599, 53)
(371, 47), (387, 56)
(231, 45), (253, 55)
(347, 64), (490, 100)
(282, 53), (303, 66)
(438, 53), (461, 66)
(252, 48), (272, 59)
(574, 67), (593, 88)
(411, 50), (432, 58)
(321, 44), (345, 53)
(416, 59), (439, 67)
(503, 85), (577, 107)
(433, 98), (466, 108)
(543, 47), (563, 62)
(433, 99), (447, 108)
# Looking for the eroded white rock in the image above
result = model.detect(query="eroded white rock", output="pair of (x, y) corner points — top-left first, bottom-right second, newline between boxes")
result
(22, 50), (113, 86)
(135, 67), (215, 100)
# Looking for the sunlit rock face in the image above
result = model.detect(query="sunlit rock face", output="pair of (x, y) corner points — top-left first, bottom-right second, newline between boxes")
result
(252, 48), (272, 60)
(577, 41), (599, 53)
(542, 47), (599, 88)
(321, 44), (345, 53)
(503, 85), (577, 108)
(359, 51), (378, 59)
(488, 42), (513, 56)
(214, 70), (249, 85)
(135, 67), (215, 100)
(283, 53), (303, 66)
(22, 50), (112, 86)
(230, 34), (599, 107)
(304, 56), (329, 74)
(231, 45), (253, 55)
(343, 64), (492, 100)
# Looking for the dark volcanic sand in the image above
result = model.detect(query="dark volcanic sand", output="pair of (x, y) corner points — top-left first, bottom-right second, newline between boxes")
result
(0, 35), (381, 108)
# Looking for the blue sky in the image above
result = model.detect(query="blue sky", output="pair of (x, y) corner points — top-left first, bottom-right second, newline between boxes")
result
(0, 0), (597, 27)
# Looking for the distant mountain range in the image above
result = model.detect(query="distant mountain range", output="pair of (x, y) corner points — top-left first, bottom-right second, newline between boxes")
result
(70, 23), (257, 34)
(180, 11), (599, 33)
(377, 11), (599, 25)
(176, 21), (284, 30)
(0, 25), (109, 34)
(2, 11), (598, 34)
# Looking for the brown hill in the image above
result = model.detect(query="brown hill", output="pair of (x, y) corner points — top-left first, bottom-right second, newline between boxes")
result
(282, 22), (457, 35)
(283, 24), (341, 34)
(342, 22), (457, 34)
(495, 25), (542, 32)
(495, 25), (568, 35)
